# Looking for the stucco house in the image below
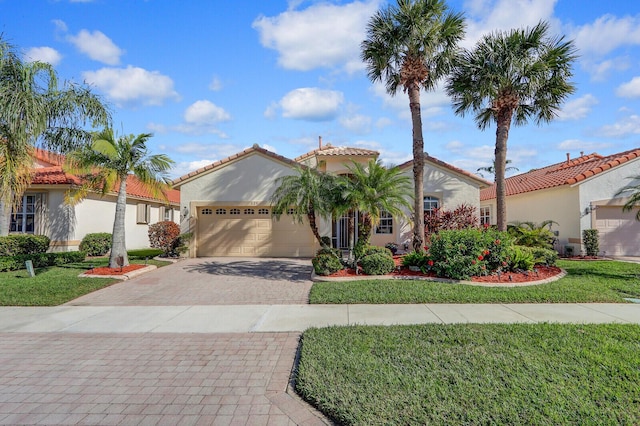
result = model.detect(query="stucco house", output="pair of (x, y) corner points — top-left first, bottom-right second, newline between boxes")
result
(480, 148), (640, 256)
(173, 142), (490, 258)
(0, 149), (180, 252)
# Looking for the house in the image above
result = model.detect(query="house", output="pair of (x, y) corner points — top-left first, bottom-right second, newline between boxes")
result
(173, 142), (490, 258)
(0, 149), (180, 252)
(480, 148), (640, 256)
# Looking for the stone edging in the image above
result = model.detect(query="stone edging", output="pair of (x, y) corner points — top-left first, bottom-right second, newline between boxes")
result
(311, 268), (567, 287)
(77, 265), (157, 280)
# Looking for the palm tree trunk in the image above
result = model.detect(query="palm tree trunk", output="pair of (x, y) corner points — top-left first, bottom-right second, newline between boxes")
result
(307, 204), (323, 246)
(495, 109), (512, 231)
(357, 212), (372, 247)
(109, 177), (129, 268)
(408, 84), (425, 251)
(0, 200), (9, 236)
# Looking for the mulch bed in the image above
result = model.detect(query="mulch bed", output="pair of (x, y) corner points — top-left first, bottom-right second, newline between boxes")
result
(83, 264), (148, 276)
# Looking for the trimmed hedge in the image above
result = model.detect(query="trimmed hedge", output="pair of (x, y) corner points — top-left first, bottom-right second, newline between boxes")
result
(361, 252), (396, 275)
(312, 253), (343, 276)
(362, 245), (393, 258)
(127, 248), (164, 260)
(0, 234), (50, 256)
(0, 251), (86, 272)
(79, 233), (111, 256)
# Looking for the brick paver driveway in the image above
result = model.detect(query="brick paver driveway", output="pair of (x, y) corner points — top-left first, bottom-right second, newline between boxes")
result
(0, 258), (329, 425)
(66, 257), (314, 306)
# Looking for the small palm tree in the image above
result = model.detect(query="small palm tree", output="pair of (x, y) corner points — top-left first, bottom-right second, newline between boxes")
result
(447, 21), (577, 231)
(270, 166), (337, 247)
(477, 159), (519, 180)
(615, 176), (640, 220)
(361, 0), (465, 251)
(65, 129), (174, 268)
(336, 159), (413, 256)
(507, 220), (558, 249)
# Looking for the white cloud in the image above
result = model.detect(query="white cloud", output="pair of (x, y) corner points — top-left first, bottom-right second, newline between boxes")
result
(253, 0), (380, 73)
(263, 102), (278, 120)
(209, 76), (222, 91)
(572, 14), (640, 57)
(171, 159), (217, 179)
(598, 115), (640, 138)
(583, 57), (630, 82)
(262, 144), (277, 152)
(375, 117), (393, 129)
(83, 66), (180, 107)
(340, 113), (372, 134)
(66, 29), (123, 65)
(616, 77), (640, 99)
(184, 100), (231, 125)
(23, 47), (62, 66)
(279, 88), (344, 121)
(556, 94), (598, 121)
(557, 139), (612, 152)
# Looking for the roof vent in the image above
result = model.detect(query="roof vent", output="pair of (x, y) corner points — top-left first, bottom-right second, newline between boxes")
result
(566, 153), (570, 164)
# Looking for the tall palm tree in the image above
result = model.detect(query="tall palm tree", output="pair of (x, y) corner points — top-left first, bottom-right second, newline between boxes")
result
(65, 129), (174, 268)
(0, 37), (110, 221)
(616, 176), (640, 220)
(336, 159), (413, 255)
(270, 165), (337, 247)
(361, 0), (465, 252)
(447, 21), (577, 231)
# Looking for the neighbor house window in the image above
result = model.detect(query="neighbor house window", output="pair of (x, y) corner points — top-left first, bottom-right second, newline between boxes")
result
(376, 211), (393, 234)
(258, 208), (269, 215)
(10, 194), (41, 234)
(136, 203), (151, 224)
(215, 208), (226, 215)
(423, 196), (440, 216)
(160, 206), (174, 221)
(244, 208), (255, 215)
(480, 206), (491, 226)
(230, 208), (241, 215)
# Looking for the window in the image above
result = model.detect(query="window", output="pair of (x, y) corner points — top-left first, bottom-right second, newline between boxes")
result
(244, 208), (255, 215)
(10, 194), (42, 233)
(230, 208), (241, 215)
(202, 208), (213, 215)
(287, 208), (295, 215)
(258, 208), (269, 215)
(423, 196), (440, 216)
(136, 203), (151, 224)
(160, 206), (174, 221)
(215, 208), (226, 215)
(376, 211), (393, 234)
(480, 206), (491, 226)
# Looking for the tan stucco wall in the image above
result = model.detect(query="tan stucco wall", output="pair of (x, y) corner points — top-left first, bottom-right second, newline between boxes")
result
(322, 155), (375, 174)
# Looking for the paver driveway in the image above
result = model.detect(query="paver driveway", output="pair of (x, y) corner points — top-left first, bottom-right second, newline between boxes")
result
(66, 257), (314, 306)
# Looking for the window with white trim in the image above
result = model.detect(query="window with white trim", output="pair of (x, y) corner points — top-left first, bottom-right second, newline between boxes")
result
(136, 203), (151, 224)
(375, 211), (393, 234)
(10, 194), (42, 233)
(160, 206), (174, 221)
(480, 206), (491, 226)
(423, 196), (440, 216)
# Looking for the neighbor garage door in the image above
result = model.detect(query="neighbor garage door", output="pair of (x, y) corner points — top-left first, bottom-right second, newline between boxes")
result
(196, 206), (315, 257)
(594, 206), (640, 256)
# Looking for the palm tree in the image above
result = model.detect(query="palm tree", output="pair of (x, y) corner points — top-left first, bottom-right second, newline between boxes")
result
(0, 37), (110, 222)
(270, 165), (337, 247)
(336, 159), (413, 256)
(477, 159), (519, 180)
(361, 0), (465, 252)
(64, 129), (174, 268)
(615, 176), (640, 220)
(447, 21), (577, 231)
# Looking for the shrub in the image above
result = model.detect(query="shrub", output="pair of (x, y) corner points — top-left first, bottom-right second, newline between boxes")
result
(312, 253), (343, 276)
(0, 234), (50, 256)
(424, 203), (479, 235)
(79, 233), (111, 256)
(508, 246), (535, 271)
(429, 228), (513, 280)
(528, 247), (558, 266)
(401, 251), (430, 268)
(0, 251), (85, 272)
(127, 248), (164, 260)
(320, 236), (332, 248)
(583, 229), (599, 256)
(385, 242), (399, 254)
(507, 220), (557, 249)
(173, 232), (193, 256)
(148, 221), (181, 255)
(362, 245), (393, 258)
(361, 252), (396, 275)
(316, 246), (342, 258)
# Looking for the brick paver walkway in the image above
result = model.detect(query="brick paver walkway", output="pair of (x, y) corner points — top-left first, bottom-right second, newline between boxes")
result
(0, 332), (327, 425)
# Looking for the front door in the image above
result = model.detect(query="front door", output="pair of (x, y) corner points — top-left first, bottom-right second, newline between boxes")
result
(332, 211), (358, 250)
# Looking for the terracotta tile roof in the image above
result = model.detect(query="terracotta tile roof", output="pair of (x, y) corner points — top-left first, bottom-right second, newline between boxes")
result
(172, 145), (302, 187)
(30, 149), (179, 204)
(294, 144), (379, 162)
(398, 153), (492, 187)
(480, 148), (640, 201)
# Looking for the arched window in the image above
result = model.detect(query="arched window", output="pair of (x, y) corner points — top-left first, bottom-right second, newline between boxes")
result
(423, 196), (440, 216)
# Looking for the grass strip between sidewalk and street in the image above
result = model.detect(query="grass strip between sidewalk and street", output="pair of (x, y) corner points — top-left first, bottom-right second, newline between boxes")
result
(309, 260), (640, 304)
(296, 323), (640, 425)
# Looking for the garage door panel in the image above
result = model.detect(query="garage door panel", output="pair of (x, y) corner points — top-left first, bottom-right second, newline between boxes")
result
(595, 206), (640, 256)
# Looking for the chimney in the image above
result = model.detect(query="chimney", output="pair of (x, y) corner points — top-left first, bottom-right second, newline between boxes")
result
(566, 153), (570, 163)
(319, 136), (322, 150)
(580, 151), (584, 157)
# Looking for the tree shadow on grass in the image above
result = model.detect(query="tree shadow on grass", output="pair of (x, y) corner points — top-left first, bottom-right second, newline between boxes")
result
(182, 259), (312, 282)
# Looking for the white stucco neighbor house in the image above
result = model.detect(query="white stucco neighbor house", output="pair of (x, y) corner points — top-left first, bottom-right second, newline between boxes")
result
(173, 142), (491, 258)
(480, 148), (640, 257)
(0, 149), (181, 252)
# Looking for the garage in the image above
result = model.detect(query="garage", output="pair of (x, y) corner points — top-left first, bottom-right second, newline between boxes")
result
(196, 206), (316, 257)
(594, 206), (640, 256)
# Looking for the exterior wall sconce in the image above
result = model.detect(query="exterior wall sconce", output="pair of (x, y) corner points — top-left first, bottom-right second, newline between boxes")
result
(182, 206), (189, 219)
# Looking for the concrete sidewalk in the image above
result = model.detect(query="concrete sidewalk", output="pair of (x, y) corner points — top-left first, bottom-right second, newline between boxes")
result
(1, 303), (639, 333)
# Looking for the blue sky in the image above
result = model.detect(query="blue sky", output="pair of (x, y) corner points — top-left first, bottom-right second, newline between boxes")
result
(3, 0), (640, 179)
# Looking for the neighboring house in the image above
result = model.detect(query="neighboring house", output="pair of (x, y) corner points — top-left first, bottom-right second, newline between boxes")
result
(0, 149), (180, 252)
(480, 148), (640, 256)
(173, 142), (490, 258)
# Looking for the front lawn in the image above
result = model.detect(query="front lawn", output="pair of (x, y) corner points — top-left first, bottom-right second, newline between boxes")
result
(309, 260), (640, 304)
(296, 324), (640, 425)
(0, 258), (171, 306)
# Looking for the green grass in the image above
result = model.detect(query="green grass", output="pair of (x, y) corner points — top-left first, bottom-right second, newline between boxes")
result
(296, 324), (640, 425)
(309, 260), (640, 304)
(0, 258), (171, 306)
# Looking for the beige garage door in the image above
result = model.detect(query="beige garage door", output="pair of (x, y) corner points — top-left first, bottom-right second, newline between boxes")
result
(594, 206), (640, 256)
(197, 206), (316, 257)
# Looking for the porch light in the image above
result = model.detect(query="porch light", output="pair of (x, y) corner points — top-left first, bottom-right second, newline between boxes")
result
(182, 206), (189, 219)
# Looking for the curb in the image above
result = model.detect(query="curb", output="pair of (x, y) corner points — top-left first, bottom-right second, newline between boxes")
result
(78, 265), (157, 280)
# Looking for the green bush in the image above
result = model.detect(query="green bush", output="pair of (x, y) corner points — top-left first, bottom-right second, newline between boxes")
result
(361, 252), (396, 276)
(362, 245), (393, 258)
(429, 228), (513, 280)
(312, 253), (343, 276)
(583, 229), (599, 256)
(0, 251), (86, 272)
(508, 246), (535, 271)
(528, 247), (558, 266)
(127, 248), (164, 260)
(401, 251), (430, 268)
(79, 233), (111, 256)
(320, 236), (332, 248)
(0, 234), (50, 256)
(316, 246), (342, 258)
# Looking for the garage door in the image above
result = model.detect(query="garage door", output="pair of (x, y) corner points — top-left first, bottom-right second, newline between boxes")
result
(594, 206), (640, 256)
(196, 206), (316, 257)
